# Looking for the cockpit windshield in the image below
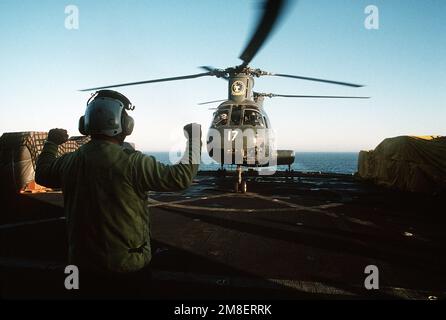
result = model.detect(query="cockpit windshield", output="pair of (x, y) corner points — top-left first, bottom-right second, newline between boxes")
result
(213, 106), (265, 127)
(212, 109), (229, 127)
(230, 106), (242, 125)
(243, 109), (265, 127)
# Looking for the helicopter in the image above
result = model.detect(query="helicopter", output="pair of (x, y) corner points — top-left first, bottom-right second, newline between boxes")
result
(81, 0), (369, 193)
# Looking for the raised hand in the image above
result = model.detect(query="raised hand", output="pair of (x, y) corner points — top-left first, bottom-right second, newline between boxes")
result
(47, 128), (69, 145)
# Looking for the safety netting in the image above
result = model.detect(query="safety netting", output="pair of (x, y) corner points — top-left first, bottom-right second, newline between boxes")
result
(0, 132), (90, 193)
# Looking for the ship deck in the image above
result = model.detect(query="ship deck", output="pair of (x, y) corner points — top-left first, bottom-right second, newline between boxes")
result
(1, 171), (445, 299)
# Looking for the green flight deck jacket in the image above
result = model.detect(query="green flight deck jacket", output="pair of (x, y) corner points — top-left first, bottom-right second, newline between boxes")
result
(35, 139), (200, 273)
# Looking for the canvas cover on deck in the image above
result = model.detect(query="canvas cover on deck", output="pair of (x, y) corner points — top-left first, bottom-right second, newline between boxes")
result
(358, 135), (446, 193)
(0, 132), (90, 193)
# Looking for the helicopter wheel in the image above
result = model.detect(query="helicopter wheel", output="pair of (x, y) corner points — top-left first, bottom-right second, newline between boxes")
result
(234, 181), (247, 193)
(241, 181), (247, 193)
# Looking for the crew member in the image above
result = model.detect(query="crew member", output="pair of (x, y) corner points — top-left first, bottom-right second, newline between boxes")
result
(35, 90), (201, 298)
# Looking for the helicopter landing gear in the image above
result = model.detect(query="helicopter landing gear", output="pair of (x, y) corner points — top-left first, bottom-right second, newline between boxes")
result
(234, 180), (247, 193)
(234, 165), (247, 193)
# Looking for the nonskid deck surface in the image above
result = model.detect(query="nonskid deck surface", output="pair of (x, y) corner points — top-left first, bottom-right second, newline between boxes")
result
(1, 172), (445, 299)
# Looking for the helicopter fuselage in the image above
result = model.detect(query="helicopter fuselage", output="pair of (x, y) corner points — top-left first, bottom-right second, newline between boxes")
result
(205, 73), (294, 168)
(206, 101), (294, 167)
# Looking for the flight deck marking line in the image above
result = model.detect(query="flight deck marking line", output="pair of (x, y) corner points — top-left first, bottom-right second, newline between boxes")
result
(147, 192), (343, 214)
(148, 204), (341, 214)
(315, 203), (344, 209)
(152, 270), (355, 296)
(250, 193), (343, 214)
(250, 193), (321, 211)
(151, 270), (441, 299)
(147, 193), (235, 208)
(0, 217), (65, 230)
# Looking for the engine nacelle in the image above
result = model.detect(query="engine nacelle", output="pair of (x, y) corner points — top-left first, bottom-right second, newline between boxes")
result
(275, 150), (295, 166)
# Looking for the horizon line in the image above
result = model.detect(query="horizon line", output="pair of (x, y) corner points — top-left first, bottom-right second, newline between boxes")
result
(141, 150), (362, 153)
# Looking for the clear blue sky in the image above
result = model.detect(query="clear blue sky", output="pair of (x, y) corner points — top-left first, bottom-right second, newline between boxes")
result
(1, 0), (445, 151)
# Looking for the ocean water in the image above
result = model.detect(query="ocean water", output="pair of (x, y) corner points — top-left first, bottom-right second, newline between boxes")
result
(144, 151), (359, 174)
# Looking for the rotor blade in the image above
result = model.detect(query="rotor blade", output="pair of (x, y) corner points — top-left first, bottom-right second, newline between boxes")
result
(79, 72), (214, 92)
(270, 73), (364, 88)
(198, 99), (227, 105)
(266, 94), (370, 99)
(239, 0), (289, 66)
(200, 66), (216, 73)
(199, 66), (229, 80)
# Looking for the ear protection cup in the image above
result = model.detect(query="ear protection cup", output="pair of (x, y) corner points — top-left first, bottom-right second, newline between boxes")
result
(78, 116), (87, 135)
(121, 114), (134, 136)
